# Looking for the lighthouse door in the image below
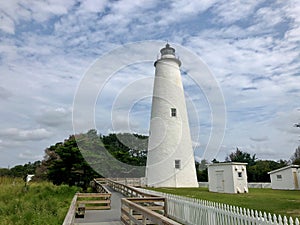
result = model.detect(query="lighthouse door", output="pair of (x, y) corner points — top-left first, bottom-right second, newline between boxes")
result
(216, 171), (224, 192)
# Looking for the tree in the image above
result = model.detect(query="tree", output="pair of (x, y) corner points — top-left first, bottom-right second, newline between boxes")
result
(291, 146), (300, 165)
(225, 148), (257, 166)
(46, 135), (99, 189)
(247, 160), (287, 182)
(0, 168), (11, 176)
(8, 161), (41, 178)
(39, 130), (148, 187)
(10, 165), (26, 177)
(102, 133), (147, 166)
(211, 158), (219, 163)
(225, 148), (289, 182)
(195, 159), (208, 182)
(75, 131), (147, 178)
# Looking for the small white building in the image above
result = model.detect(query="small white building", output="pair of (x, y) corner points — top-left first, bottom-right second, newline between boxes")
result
(268, 165), (300, 190)
(207, 162), (248, 194)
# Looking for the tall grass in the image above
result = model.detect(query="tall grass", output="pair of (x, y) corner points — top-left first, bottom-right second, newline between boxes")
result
(0, 177), (79, 225)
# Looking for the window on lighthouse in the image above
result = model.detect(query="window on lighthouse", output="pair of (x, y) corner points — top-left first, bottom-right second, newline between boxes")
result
(171, 108), (177, 117)
(175, 160), (181, 169)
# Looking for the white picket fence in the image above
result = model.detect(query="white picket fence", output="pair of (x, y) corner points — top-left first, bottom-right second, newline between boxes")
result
(247, 183), (271, 189)
(198, 182), (272, 189)
(139, 189), (299, 225)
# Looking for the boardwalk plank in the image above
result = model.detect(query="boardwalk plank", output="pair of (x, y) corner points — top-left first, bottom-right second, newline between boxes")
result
(75, 186), (124, 224)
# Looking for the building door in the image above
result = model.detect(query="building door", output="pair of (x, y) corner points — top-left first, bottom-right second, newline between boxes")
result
(216, 171), (224, 192)
(293, 171), (299, 189)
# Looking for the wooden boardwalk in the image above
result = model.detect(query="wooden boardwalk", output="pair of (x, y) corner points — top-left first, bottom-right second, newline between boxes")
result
(74, 186), (123, 225)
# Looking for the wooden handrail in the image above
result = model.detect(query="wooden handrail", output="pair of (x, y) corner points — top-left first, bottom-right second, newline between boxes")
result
(76, 192), (111, 210)
(105, 178), (156, 198)
(103, 178), (181, 224)
(63, 179), (113, 224)
(92, 178), (112, 194)
(62, 194), (77, 225)
(63, 178), (180, 225)
(77, 193), (111, 197)
(121, 198), (181, 225)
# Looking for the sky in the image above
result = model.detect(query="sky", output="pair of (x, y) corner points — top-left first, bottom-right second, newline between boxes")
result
(0, 0), (300, 168)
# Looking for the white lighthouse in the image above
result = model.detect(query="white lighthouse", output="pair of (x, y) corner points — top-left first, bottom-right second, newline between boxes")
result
(146, 44), (198, 187)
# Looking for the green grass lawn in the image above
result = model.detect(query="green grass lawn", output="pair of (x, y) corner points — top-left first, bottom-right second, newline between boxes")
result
(0, 177), (79, 225)
(150, 187), (300, 219)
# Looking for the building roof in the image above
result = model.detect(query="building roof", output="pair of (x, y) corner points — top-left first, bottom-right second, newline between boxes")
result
(268, 165), (300, 174)
(207, 162), (248, 167)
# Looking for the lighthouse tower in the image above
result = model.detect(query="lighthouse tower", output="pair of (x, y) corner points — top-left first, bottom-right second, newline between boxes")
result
(146, 44), (198, 187)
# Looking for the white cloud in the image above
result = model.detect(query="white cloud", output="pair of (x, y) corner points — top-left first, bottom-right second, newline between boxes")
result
(0, 0), (300, 166)
(254, 6), (284, 28)
(0, 86), (12, 99)
(0, 0), (75, 34)
(212, 0), (264, 24)
(250, 136), (269, 142)
(160, 0), (217, 24)
(192, 141), (201, 148)
(0, 128), (52, 142)
(79, 0), (108, 13)
(283, 0), (300, 43)
(18, 150), (42, 161)
(273, 109), (300, 135)
(36, 107), (71, 127)
(109, 0), (155, 14)
(0, 12), (15, 34)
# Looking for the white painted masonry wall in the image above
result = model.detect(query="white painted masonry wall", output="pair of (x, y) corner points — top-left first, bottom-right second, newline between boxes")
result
(146, 45), (198, 187)
(268, 165), (300, 190)
(208, 162), (248, 194)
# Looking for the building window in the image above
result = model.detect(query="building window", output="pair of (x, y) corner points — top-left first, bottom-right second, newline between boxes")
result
(175, 160), (181, 169)
(238, 172), (242, 178)
(276, 174), (282, 180)
(171, 108), (177, 117)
